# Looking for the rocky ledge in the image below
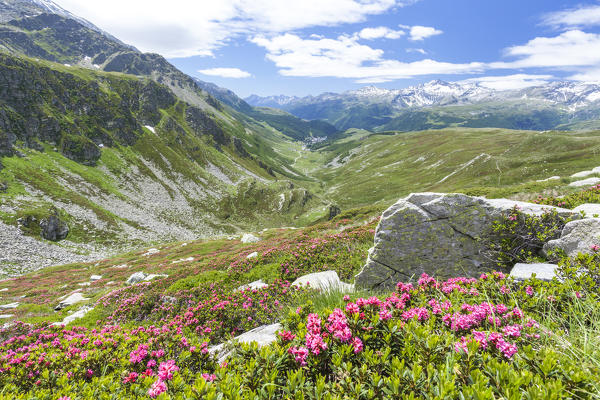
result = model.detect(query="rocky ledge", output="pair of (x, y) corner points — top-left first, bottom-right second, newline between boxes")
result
(355, 193), (578, 289)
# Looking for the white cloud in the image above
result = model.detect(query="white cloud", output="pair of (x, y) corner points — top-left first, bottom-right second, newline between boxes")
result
(408, 25), (443, 41)
(357, 26), (405, 40)
(492, 30), (600, 69)
(569, 69), (600, 82)
(461, 74), (554, 90)
(406, 48), (427, 54)
(53, 0), (414, 58)
(198, 68), (252, 78)
(542, 4), (600, 28)
(251, 33), (484, 82)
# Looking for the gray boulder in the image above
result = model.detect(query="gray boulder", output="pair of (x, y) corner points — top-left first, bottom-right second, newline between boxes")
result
(40, 214), (69, 241)
(241, 233), (261, 243)
(126, 272), (148, 285)
(55, 293), (88, 310)
(292, 271), (354, 293)
(52, 306), (94, 326)
(510, 263), (558, 281)
(543, 218), (600, 257)
(573, 204), (600, 218)
(126, 272), (168, 284)
(355, 193), (577, 289)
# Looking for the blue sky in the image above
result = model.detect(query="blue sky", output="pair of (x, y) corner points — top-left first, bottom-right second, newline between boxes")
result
(55, 0), (600, 97)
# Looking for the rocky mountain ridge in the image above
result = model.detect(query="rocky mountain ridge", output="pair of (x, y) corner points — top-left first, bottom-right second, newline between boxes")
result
(246, 80), (600, 131)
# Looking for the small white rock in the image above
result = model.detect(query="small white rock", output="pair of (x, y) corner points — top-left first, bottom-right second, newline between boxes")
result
(143, 248), (160, 256)
(536, 176), (560, 182)
(126, 272), (148, 285)
(90, 275), (102, 281)
(246, 252), (259, 259)
(0, 302), (19, 310)
(510, 263), (558, 282)
(144, 274), (168, 281)
(236, 280), (268, 292)
(241, 233), (261, 243)
(569, 177), (600, 187)
(571, 170), (596, 178)
(0, 314), (13, 319)
(55, 293), (88, 310)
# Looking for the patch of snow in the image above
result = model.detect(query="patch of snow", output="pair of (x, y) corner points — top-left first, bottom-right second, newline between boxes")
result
(144, 125), (156, 134)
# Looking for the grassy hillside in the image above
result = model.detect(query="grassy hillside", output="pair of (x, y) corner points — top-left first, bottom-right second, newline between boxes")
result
(0, 53), (333, 276)
(0, 199), (598, 398)
(300, 128), (600, 209)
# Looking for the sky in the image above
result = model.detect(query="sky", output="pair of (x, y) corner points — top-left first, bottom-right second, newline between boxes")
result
(52, 0), (600, 97)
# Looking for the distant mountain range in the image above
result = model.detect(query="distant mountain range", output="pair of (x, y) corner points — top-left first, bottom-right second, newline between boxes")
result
(246, 80), (600, 131)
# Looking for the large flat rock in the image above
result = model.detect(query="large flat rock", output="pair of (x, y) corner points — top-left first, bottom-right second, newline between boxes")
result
(573, 204), (600, 217)
(355, 193), (577, 289)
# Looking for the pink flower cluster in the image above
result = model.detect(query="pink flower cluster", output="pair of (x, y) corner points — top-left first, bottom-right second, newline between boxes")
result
(148, 360), (179, 398)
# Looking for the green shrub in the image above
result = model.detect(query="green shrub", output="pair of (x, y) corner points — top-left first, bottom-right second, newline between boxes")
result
(483, 206), (569, 267)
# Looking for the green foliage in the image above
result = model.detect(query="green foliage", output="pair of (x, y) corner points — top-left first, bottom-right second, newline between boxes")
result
(483, 207), (569, 267)
(534, 184), (600, 211)
(167, 270), (229, 292)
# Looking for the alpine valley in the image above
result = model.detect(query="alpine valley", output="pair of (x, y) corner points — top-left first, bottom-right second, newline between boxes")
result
(1, 1), (600, 399)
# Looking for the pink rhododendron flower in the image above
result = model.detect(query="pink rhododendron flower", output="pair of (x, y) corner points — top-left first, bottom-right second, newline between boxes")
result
(148, 379), (167, 398)
(351, 337), (363, 353)
(288, 346), (309, 365)
(201, 373), (217, 382)
(525, 286), (534, 296)
(123, 372), (138, 384)
(278, 330), (296, 342)
(345, 302), (359, 314)
(158, 360), (179, 381)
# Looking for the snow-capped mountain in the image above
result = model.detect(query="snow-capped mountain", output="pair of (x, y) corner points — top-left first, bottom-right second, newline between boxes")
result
(246, 79), (600, 111)
(244, 79), (600, 132)
(245, 94), (302, 108)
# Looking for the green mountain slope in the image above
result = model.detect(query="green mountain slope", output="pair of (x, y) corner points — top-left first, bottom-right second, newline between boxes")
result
(0, 52), (331, 276)
(296, 128), (600, 209)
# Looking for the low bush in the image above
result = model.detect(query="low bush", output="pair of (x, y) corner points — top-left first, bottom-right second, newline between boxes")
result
(1, 270), (598, 398)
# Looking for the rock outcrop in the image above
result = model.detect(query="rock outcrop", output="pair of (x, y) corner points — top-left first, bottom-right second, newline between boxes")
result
(40, 214), (69, 241)
(355, 193), (577, 289)
(55, 292), (88, 310)
(543, 218), (600, 257)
